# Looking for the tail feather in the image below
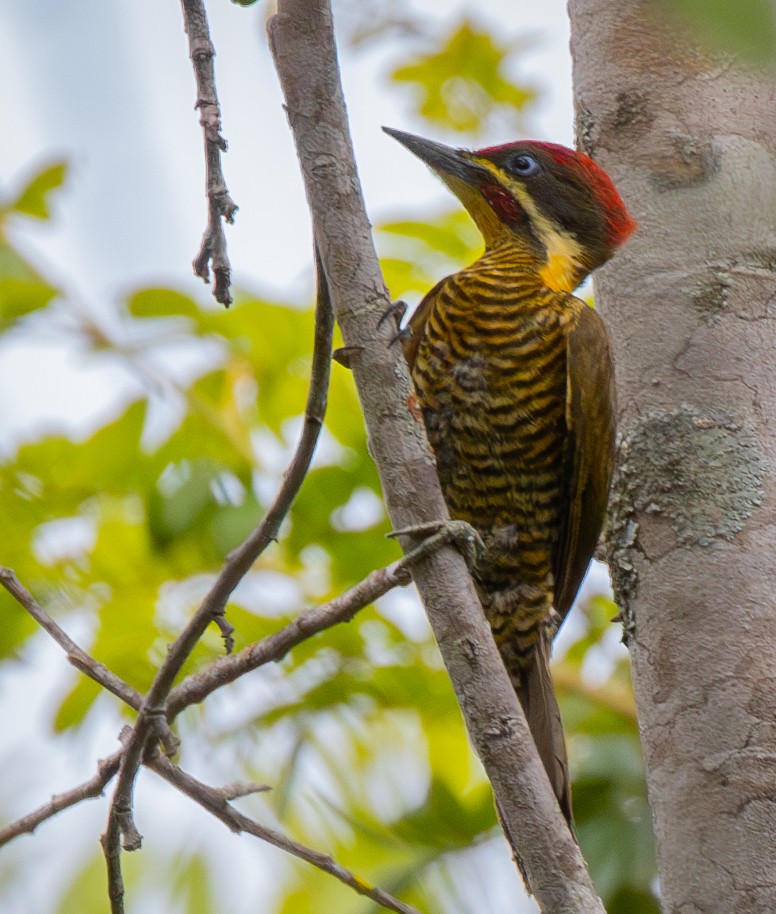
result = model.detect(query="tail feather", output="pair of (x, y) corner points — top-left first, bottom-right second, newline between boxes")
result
(513, 636), (572, 825)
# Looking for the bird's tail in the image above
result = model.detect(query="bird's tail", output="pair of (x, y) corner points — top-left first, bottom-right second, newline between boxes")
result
(512, 635), (572, 825)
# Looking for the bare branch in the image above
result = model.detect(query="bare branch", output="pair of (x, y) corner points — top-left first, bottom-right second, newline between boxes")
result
(268, 3), (607, 910)
(168, 521), (481, 714)
(100, 234), (335, 905)
(220, 782), (271, 800)
(0, 568), (143, 712)
(180, 0), (238, 305)
(0, 751), (121, 848)
(168, 554), (411, 714)
(101, 814), (126, 914)
(148, 754), (421, 914)
(0, 568), (182, 756)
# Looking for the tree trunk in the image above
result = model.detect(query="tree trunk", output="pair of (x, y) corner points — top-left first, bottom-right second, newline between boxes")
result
(569, 2), (776, 911)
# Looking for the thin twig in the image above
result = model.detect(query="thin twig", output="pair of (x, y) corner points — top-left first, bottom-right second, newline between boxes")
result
(101, 249), (335, 910)
(148, 754), (421, 914)
(180, 0), (238, 305)
(101, 815), (126, 913)
(0, 568), (143, 712)
(169, 557), (410, 714)
(0, 554), (399, 860)
(0, 751), (122, 848)
(168, 523), (475, 716)
(0, 567), (183, 756)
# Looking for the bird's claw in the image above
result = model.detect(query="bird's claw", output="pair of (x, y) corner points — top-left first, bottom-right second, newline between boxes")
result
(378, 299), (407, 330)
(388, 519), (484, 572)
(378, 300), (412, 348)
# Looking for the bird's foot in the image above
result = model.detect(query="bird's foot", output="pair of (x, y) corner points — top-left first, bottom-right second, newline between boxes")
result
(388, 519), (483, 571)
(377, 299), (412, 347)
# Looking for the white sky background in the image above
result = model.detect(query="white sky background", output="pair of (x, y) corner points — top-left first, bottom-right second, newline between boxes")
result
(0, 0), (574, 442)
(0, 2), (588, 912)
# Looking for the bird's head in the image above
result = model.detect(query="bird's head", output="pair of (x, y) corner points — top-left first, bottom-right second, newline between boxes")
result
(384, 127), (636, 293)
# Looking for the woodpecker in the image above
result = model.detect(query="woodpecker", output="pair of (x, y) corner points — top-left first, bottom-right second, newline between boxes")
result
(384, 127), (635, 824)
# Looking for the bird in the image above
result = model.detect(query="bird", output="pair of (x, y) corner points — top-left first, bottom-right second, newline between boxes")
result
(383, 126), (635, 825)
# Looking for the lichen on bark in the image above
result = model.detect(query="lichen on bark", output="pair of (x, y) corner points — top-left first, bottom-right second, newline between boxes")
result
(608, 406), (763, 635)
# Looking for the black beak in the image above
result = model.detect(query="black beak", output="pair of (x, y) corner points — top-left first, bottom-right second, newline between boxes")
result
(383, 127), (489, 186)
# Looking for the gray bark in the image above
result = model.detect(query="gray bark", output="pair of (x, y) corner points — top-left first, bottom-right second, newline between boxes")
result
(569, 2), (776, 911)
(269, 1), (607, 910)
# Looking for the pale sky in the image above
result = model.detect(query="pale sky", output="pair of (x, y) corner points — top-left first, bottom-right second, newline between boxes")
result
(0, 1), (574, 443)
(1, 1), (573, 298)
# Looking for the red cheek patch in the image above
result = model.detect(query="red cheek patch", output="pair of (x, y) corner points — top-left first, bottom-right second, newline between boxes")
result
(480, 181), (524, 225)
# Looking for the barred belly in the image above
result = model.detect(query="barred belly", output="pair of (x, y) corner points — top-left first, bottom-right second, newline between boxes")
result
(411, 254), (572, 658)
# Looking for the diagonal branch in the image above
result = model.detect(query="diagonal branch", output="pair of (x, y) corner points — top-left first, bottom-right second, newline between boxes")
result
(180, 0), (238, 306)
(100, 247), (335, 912)
(147, 754), (421, 914)
(167, 522), (467, 715)
(268, 2), (607, 911)
(169, 557), (411, 714)
(0, 568), (143, 712)
(0, 750), (122, 848)
(0, 528), (444, 854)
(1, 518), (465, 859)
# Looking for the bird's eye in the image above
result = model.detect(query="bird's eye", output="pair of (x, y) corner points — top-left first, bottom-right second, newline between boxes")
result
(510, 154), (539, 177)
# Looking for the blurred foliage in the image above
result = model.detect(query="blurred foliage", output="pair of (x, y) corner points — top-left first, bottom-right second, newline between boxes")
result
(0, 161), (64, 333)
(654, 0), (776, 64)
(0, 7), (657, 914)
(389, 18), (536, 137)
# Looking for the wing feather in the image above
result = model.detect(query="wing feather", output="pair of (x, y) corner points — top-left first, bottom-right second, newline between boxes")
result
(553, 304), (616, 622)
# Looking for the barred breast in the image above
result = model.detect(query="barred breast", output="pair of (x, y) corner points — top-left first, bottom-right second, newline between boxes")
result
(408, 247), (577, 657)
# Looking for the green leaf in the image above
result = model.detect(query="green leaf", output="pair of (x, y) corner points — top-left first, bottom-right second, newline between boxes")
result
(379, 256), (437, 299)
(58, 852), (109, 914)
(126, 287), (201, 319)
(54, 675), (102, 730)
(659, 0), (776, 63)
(0, 242), (59, 330)
(377, 208), (484, 299)
(324, 364), (371, 452)
(194, 296), (313, 435)
(15, 400), (148, 507)
(609, 886), (661, 914)
(208, 493), (263, 554)
(392, 778), (496, 848)
(379, 210), (482, 263)
(7, 161), (68, 220)
(286, 464), (395, 587)
(149, 458), (222, 545)
(390, 19), (535, 134)
(55, 585), (161, 729)
(151, 375), (255, 477)
(573, 735), (658, 903)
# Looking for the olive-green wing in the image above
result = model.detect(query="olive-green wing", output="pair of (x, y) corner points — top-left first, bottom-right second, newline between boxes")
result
(553, 303), (617, 622)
